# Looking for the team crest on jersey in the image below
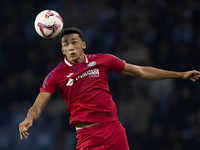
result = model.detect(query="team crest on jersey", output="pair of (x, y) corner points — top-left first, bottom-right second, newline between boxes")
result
(87, 61), (96, 67)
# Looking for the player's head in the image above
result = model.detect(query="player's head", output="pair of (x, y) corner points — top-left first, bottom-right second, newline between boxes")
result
(59, 27), (84, 42)
(60, 27), (86, 64)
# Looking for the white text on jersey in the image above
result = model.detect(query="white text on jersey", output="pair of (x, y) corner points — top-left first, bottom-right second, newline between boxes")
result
(66, 69), (99, 86)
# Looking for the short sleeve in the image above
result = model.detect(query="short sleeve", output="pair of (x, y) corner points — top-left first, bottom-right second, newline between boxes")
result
(40, 72), (57, 95)
(101, 54), (126, 74)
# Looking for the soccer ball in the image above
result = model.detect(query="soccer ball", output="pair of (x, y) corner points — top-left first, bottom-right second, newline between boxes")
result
(34, 10), (63, 38)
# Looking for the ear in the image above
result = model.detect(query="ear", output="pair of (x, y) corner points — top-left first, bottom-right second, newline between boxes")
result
(61, 47), (65, 55)
(82, 41), (86, 49)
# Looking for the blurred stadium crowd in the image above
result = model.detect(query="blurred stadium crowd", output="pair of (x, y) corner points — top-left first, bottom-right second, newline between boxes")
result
(1, 0), (200, 150)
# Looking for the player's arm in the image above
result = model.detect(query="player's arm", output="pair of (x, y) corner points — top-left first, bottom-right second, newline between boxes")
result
(122, 63), (200, 81)
(19, 92), (51, 139)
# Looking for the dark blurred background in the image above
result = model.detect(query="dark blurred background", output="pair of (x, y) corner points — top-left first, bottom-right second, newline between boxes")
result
(1, 0), (200, 150)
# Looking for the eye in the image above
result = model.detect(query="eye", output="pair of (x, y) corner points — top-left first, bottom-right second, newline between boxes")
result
(72, 41), (78, 44)
(63, 43), (69, 46)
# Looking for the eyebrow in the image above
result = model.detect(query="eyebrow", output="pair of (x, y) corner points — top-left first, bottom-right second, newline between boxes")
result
(62, 38), (78, 43)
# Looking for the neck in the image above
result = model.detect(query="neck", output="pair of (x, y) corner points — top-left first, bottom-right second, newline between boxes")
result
(68, 54), (85, 64)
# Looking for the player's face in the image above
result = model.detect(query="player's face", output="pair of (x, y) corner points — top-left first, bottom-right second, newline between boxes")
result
(61, 34), (86, 64)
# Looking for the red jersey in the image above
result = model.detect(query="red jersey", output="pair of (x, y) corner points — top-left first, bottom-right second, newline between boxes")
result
(40, 53), (126, 126)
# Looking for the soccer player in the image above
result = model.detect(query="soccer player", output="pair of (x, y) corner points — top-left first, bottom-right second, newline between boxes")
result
(19, 27), (200, 150)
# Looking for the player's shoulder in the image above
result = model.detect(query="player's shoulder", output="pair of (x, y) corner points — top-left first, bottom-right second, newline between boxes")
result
(86, 53), (117, 60)
(49, 61), (66, 74)
(55, 61), (66, 69)
(86, 53), (100, 58)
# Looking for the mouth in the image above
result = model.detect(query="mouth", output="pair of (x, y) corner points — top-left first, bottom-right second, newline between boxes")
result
(70, 53), (75, 56)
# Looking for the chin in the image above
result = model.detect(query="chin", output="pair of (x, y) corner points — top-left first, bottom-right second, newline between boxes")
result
(71, 58), (79, 63)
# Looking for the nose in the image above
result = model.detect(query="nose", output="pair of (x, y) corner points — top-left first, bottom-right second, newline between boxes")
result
(68, 43), (74, 51)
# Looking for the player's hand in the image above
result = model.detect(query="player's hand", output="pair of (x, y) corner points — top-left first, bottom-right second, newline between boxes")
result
(19, 117), (33, 139)
(182, 70), (200, 82)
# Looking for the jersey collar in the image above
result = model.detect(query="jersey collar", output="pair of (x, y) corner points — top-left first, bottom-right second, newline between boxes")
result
(64, 54), (88, 66)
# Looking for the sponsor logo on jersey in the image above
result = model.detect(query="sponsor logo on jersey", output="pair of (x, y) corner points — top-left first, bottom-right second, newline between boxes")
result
(66, 68), (99, 86)
(76, 69), (99, 80)
(87, 61), (96, 67)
